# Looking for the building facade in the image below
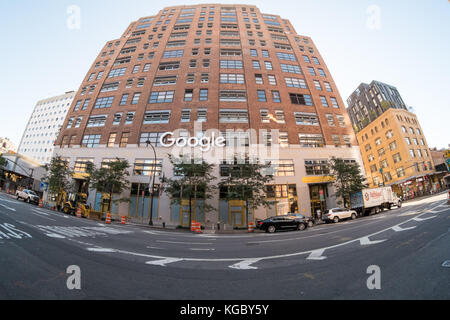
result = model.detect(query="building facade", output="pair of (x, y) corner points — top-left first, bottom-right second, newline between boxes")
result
(0, 137), (17, 154)
(352, 105), (438, 199)
(347, 81), (407, 132)
(18, 91), (75, 165)
(53, 4), (363, 228)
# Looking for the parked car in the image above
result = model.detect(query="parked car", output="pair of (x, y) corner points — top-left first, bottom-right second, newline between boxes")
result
(16, 189), (40, 204)
(286, 213), (316, 228)
(256, 215), (309, 233)
(323, 208), (357, 223)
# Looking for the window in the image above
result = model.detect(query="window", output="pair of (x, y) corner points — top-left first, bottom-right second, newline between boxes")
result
(312, 57), (320, 65)
(389, 141), (398, 151)
(393, 153), (402, 163)
(149, 91), (174, 103)
(320, 96), (329, 107)
(313, 80), (322, 91)
(113, 113), (122, 125)
(219, 110), (249, 123)
(255, 74), (263, 84)
(107, 133), (117, 148)
(133, 159), (163, 177)
(82, 135), (101, 148)
(220, 39), (241, 46)
(330, 97), (339, 108)
(131, 93), (141, 105)
(277, 52), (296, 61)
(302, 55), (310, 63)
(74, 158), (94, 172)
(268, 75), (277, 85)
(87, 115), (107, 128)
(280, 64), (302, 74)
(220, 49), (242, 56)
(290, 93), (313, 106)
(143, 111), (171, 124)
(305, 160), (329, 175)
(184, 89), (193, 101)
(378, 148), (386, 157)
(250, 49), (258, 57)
(162, 50), (184, 58)
(220, 60), (243, 68)
(132, 65), (140, 73)
(158, 61), (180, 70)
(73, 100), (82, 111)
(272, 91), (281, 103)
(153, 76), (177, 86)
(139, 132), (166, 147)
(257, 90), (267, 102)
(199, 89), (208, 101)
(285, 77), (307, 88)
(94, 96), (114, 109)
(119, 94), (129, 106)
(386, 130), (394, 139)
(275, 110), (285, 123)
(265, 61), (273, 70)
(405, 137), (411, 145)
(189, 59), (197, 68)
(166, 40), (186, 47)
(143, 63), (151, 72)
(252, 61), (261, 69)
(324, 82), (332, 92)
(197, 109), (207, 122)
(332, 135), (341, 147)
(266, 160), (295, 177)
(295, 112), (319, 126)
(181, 109), (191, 122)
(260, 109), (270, 123)
(201, 73), (209, 83)
(326, 114), (335, 126)
(101, 82), (120, 92)
(220, 90), (246, 102)
(220, 73), (245, 84)
(336, 115), (346, 127)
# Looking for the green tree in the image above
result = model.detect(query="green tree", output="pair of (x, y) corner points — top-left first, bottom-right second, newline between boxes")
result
(329, 158), (368, 208)
(162, 155), (217, 228)
(0, 154), (7, 187)
(219, 158), (274, 228)
(86, 158), (130, 213)
(42, 156), (73, 196)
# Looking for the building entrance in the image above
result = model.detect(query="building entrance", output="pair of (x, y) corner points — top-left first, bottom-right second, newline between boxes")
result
(309, 184), (328, 219)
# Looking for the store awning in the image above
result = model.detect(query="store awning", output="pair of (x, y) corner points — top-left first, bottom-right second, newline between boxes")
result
(72, 172), (90, 180)
(302, 176), (335, 184)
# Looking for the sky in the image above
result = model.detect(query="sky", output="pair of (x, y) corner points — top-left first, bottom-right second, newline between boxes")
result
(0, 0), (449, 150)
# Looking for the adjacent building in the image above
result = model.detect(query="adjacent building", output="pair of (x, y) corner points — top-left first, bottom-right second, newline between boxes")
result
(347, 81), (439, 199)
(18, 91), (75, 165)
(53, 4), (364, 228)
(0, 137), (17, 154)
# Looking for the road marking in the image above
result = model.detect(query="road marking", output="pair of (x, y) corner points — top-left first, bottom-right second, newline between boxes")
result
(32, 209), (50, 216)
(0, 204), (16, 212)
(87, 248), (117, 253)
(146, 258), (184, 267)
(45, 233), (66, 239)
(147, 246), (164, 250)
(229, 259), (261, 270)
(359, 237), (387, 246)
(307, 249), (327, 260)
(413, 216), (436, 222)
(442, 260), (450, 268)
(190, 248), (215, 251)
(157, 240), (214, 245)
(392, 225), (416, 232)
(0, 223), (32, 240)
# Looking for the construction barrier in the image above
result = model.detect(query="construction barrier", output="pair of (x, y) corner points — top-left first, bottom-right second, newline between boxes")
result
(248, 222), (255, 233)
(190, 221), (197, 232)
(76, 207), (82, 218)
(192, 222), (202, 234)
(105, 212), (111, 225)
(39, 199), (43, 208)
(121, 216), (126, 225)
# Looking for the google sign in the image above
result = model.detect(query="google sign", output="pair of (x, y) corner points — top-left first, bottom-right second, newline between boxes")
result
(160, 132), (226, 152)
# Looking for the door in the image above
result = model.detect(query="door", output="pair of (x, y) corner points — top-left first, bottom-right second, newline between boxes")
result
(229, 200), (245, 228)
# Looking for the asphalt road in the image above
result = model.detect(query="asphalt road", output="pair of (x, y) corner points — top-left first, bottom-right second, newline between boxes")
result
(0, 192), (449, 300)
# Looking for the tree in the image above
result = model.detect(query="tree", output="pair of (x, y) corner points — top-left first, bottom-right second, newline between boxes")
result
(86, 158), (130, 213)
(162, 155), (217, 228)
(219, 158), (274, 228)
(42, 156), (73, 197)
(329, 158), (368, 208)
(0, 154), (7, 188)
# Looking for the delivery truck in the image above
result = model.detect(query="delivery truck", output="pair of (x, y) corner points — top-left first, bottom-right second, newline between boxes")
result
(350, 187), (401, 216)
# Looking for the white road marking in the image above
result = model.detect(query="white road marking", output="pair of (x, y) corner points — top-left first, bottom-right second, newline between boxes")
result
(442, 260), (450, 268)
(307, 249), (327, 261)
(87, 248), (117, 253)
(157, 240), (214, 245)
(229, 259), (261, 270)
(0, 204), (16, 212)
(26, 210), (57, 221)
(392, 225), (416, 232)
(359, 237), (387, 246)
(147, 246), (164, 250)
(45, 233), (66, 239)
(413, 216), (436, 222)
(190, 248), (215, 251)
(32, 209), (50, 216)
(146, 258), (184, 267)
(0, 223), (32, 240)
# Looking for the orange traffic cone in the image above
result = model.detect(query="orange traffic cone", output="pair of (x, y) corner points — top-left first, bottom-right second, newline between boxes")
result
(121, 216), (126, 225)
(105, 212), (111, 224)
(248, 222), (255, 233)
(39, 199), (44, 208)
(76, 207), (82, 218)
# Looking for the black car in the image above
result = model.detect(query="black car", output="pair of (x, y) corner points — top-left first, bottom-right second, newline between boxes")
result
(256, 215), (308, 233)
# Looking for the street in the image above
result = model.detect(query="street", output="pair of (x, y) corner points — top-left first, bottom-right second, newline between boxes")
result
(0, 192), (449, 300)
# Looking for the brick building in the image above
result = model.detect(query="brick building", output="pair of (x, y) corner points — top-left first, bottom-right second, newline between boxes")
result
(53, 4), (363, 228)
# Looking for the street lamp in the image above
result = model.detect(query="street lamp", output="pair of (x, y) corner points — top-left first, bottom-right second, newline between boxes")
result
(145, 140), (157, 226)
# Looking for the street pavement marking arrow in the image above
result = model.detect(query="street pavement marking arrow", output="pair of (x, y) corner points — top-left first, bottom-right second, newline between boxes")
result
(359, 237), (387, 246)
(146, 258), (184, 267)
(392, 225), (416, 232)
(307, 249), (327, 260)
(0, 204), (16, 212)
(229, 259), (261, 270)
(413, 216), (436, 222)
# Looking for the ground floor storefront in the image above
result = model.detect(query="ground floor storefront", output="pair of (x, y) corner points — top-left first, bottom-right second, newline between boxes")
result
(52, 144), (364, 228)
(391, 172), (448, 201)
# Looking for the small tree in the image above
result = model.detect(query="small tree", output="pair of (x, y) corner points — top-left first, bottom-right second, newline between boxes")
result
(86, 158), (130, 213)
(162, 155), (217, 228)
(329, 158), (368, 208)
(219, 158), (274, 228)
(0, 154), (7, 188)
(42, 156), (73, 198)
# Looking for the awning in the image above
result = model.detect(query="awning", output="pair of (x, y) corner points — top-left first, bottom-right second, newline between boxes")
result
(302, 176), (335, 184)
(72, 173), (90, 180)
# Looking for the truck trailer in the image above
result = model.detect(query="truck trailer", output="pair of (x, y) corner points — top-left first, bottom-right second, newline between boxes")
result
(350, 187), (402, 216)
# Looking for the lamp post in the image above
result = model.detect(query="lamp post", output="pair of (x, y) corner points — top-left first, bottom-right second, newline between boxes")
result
(145, 140), (157, 226)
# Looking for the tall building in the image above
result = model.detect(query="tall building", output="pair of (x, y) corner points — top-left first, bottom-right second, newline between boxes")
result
(0, 137), (17, 154)
(18, 91), (75, 164)
(347, 81), (439, 199)
(53, 4), (363, 227)
(347, 81), (407, 132)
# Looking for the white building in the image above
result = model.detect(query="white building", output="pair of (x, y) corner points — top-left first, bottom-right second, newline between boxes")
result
(18, 91), (75, 164)
(0, 137), (17, 154)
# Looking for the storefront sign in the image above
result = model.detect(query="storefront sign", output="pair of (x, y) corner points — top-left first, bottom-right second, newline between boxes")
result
(160, 132), (226, 152)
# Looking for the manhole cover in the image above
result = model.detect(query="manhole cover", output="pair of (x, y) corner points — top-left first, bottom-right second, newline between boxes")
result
(442, 260), (450, 268)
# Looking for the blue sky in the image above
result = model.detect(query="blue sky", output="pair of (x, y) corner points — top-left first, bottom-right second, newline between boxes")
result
(0, 0), (449, 149)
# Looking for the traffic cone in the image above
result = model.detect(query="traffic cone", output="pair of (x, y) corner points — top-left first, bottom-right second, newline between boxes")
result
(39, 199), (43, 208)
(105, 212), (111, 224)
(121, 216), (126, 225)
(76, 207), (82, 218)
(191, 221), (196, 232)
(248, 222), (255, 233)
